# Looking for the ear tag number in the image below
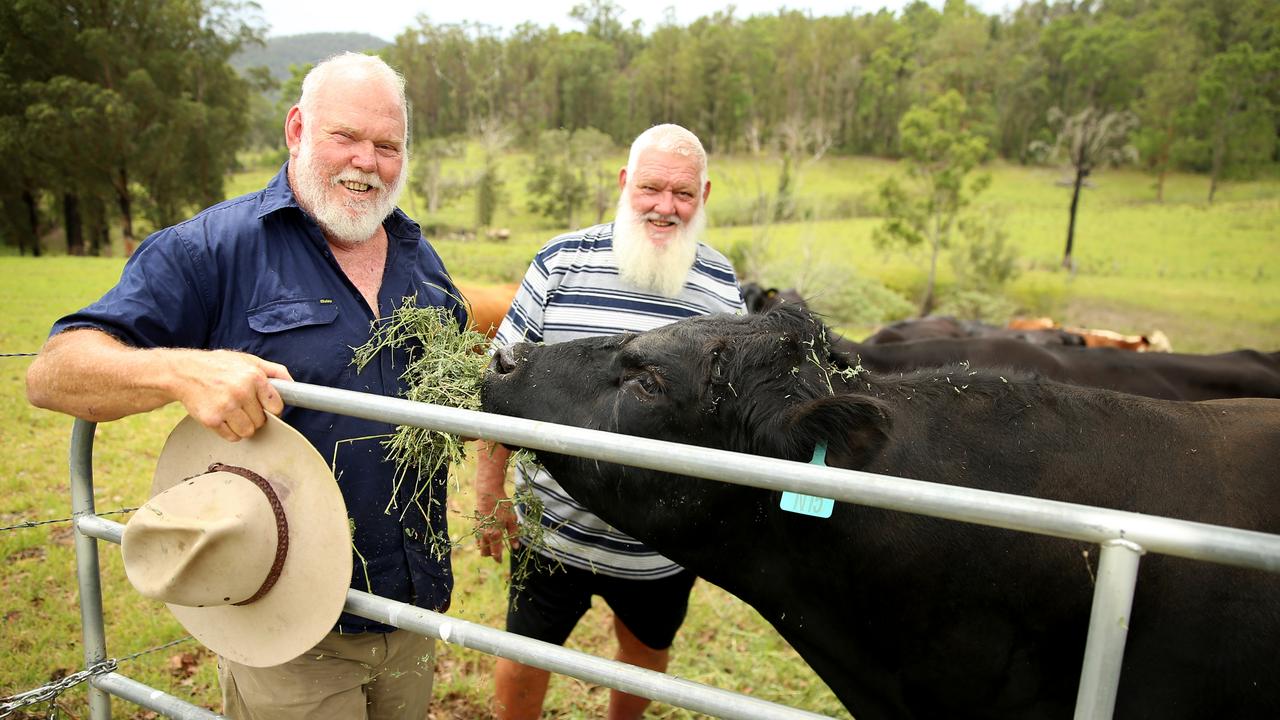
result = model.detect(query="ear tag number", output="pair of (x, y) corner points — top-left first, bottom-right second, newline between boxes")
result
(780, 443), (836, 519)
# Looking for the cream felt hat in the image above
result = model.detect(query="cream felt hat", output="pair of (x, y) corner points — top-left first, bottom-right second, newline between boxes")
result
(121, 414), (352, 668)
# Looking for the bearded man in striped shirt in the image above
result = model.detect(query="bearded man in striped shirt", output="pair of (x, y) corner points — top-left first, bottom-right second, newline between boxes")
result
(474, 123), (744, 720)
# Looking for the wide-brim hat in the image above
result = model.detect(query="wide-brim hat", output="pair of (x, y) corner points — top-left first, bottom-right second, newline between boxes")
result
(121, 414), (352, 667)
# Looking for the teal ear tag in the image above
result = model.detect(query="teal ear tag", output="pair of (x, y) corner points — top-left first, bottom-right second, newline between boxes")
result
(780, 443), (836, 519)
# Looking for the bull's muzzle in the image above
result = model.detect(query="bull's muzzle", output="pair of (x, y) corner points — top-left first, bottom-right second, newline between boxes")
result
(490, 344), (521, 376)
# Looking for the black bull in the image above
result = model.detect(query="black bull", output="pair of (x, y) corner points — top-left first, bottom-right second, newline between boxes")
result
(481, 306), (1280, 720)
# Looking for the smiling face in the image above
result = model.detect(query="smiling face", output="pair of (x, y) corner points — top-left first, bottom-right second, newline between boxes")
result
(285, 69), (407, 245)
(619, 148), (707, 244)
(611, 148), (710, 296)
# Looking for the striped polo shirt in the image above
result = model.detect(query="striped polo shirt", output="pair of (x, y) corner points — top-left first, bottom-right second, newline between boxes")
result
(493, 221), (745, 579)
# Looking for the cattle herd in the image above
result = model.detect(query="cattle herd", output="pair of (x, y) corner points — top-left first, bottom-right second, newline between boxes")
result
(476, 284), (1280, 718)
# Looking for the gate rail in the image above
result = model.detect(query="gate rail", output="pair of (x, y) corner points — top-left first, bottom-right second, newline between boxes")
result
(64, 380), (1280, 719)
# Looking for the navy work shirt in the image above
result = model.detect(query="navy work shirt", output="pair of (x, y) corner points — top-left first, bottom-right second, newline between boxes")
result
(52, 163), (467, 633)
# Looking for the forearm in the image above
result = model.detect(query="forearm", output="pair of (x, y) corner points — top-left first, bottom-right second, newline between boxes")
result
(475, 440), (513, 494)
(475, 440), (519, 559)
(26, 329), (189, 421)
(26, 328), (291, 441)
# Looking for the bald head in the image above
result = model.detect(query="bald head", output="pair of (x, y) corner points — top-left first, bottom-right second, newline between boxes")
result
(624, 124), (708, 191)
(298, 53), (409, 147)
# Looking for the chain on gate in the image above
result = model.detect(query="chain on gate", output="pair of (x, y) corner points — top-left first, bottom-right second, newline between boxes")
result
(0, 636), (194, 719)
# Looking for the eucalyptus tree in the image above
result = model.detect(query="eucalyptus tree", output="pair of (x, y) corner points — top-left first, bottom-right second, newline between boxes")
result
(875, 91), (990, 316)
(1191, 43), (1279, 203)
(1131, 10), (1201, 201)
(1032, 106), (1137, 271)
(526, 128), (587, 229)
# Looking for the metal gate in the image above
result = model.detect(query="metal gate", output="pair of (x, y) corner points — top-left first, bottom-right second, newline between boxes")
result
(63, 380), (1280, 720)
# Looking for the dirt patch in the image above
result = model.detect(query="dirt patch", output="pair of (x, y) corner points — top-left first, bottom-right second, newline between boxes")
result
(8, 546), (46, 562)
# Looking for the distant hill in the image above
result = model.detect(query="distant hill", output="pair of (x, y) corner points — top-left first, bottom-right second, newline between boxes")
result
(231, 33), (391, 82)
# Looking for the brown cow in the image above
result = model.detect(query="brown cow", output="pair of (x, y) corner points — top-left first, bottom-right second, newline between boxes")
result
(1009, 316), (1171, 352)
(455, 282), (519, 339)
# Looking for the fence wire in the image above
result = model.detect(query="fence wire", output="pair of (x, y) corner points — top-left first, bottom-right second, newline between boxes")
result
(1, 507), (137, 533)
(0, 636), (194, 719)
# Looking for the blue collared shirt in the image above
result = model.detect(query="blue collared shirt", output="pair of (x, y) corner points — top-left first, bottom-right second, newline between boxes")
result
(52, 163), (467, 632)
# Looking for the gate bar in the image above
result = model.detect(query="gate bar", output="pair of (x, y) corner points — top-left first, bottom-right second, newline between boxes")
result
(73, 515), (828, 720)
(1073, 540), (1145, 720)
(90, 674), (222, 720)
(345, 589), (831, 720)
(69, 419), (112, 720)
(274, 380), (1280, 574)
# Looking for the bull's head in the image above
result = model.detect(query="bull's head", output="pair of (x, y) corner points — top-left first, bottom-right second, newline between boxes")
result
(482, 305), (890, 469)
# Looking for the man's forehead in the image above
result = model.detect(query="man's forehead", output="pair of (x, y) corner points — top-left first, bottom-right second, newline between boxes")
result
(633, 148), (702, 180)
(310, 82), (405, 137)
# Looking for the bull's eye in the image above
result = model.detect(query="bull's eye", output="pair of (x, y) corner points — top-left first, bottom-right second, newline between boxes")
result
(624, 371), (662, 398)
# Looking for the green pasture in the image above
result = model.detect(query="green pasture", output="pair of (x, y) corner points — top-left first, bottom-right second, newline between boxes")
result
(1, 155), (1277, 718)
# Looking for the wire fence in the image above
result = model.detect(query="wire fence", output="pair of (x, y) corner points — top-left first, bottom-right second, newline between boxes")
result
(0, 636), (194, 719)
(0, 507), (137, 533)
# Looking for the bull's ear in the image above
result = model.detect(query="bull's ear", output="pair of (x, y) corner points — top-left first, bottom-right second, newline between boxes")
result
(784, 395), (890, 469)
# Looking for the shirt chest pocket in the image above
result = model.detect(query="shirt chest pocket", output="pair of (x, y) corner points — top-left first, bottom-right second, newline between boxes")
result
(247, 299), (339, 334)
(244, 299), (347, 383)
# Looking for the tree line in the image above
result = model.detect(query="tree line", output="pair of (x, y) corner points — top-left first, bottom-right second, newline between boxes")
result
(2, 0), (1277, 256)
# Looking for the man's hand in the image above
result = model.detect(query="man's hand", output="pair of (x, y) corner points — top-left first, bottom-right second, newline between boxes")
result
(167, 349), (293, 442)
(475, 441), (519, 562)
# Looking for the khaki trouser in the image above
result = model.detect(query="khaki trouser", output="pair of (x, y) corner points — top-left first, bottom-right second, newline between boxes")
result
(219, 629), (436, 720)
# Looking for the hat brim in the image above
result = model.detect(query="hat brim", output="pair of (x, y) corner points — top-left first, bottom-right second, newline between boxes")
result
(149, 414), (352, 667)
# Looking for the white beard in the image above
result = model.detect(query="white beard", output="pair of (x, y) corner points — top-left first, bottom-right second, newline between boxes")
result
(611, 194), (706, 298)
(292, 133), (406, 245)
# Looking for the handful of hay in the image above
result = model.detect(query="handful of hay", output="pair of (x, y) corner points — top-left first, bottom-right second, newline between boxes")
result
(353, 296), (490, 485)
(352, 295), (551, 574)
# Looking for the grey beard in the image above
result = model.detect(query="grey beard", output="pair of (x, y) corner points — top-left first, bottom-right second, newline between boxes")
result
(292, 140), (405, 245)
(612, 196), (705, 298)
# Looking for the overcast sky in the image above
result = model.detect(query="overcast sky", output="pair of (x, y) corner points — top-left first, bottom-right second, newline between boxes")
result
(252, 0), (1017, 41)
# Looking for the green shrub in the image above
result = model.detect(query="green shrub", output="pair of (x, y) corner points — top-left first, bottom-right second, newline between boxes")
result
(808, 274), (917, 327)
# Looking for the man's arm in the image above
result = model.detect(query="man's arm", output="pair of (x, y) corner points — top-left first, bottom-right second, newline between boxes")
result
(475, 440), (520, 562)
(26, 328), (292, 442)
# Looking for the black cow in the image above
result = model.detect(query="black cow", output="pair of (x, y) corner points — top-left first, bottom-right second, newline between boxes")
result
(863, 315), (1086, 347)
(740, 282), (807, 314)
(482, 306), (1280, 720)
(834, 333), (1280, 400)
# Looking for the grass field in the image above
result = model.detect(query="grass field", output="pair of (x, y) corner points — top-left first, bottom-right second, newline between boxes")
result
(1, 153), (1277, 718)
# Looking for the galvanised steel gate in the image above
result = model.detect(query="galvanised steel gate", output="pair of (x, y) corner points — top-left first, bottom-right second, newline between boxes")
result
(63, 380), (1280, 720)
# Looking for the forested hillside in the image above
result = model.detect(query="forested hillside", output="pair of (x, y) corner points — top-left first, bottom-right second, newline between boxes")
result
(230, 32), (390, 81)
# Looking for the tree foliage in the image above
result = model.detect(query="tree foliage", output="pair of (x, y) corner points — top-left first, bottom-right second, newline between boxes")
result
(1191, 43), (1280, 203)
(4, 0), (1280, 255)
(376, 0), (1276, 198)
(525, 127), (614, 229)
(874, 91), (990, 316)
(0, 0), (260, 255)
(1032, 106), (1138, 269)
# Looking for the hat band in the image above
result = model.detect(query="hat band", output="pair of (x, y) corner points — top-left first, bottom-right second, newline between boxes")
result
(207, 462), (290, 606)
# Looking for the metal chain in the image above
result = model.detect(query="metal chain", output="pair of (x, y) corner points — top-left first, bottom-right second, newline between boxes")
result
(0, 636), (195, 719)
(0, 507), (139, 533)
(0, 659), (117, 718)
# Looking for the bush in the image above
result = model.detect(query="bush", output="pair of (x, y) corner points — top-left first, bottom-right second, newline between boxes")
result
(935, 289), (1019, 324)
(808, 275), (916, 328)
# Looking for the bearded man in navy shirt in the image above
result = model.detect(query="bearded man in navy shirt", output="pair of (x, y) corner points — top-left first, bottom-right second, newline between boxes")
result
(27, 53), (464, 720)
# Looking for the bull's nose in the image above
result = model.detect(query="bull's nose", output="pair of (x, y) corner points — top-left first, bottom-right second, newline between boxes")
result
(490, 345), (519, 375)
